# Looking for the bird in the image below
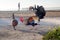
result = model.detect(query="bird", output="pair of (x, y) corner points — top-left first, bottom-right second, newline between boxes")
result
(26, 16), (39, 30)
(12, 13), (18, 30)
(19, 16), (24, 23)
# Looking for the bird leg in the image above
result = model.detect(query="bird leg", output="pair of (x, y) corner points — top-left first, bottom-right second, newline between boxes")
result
(38, 19), (40, 22)
(13, 26), (16, 30)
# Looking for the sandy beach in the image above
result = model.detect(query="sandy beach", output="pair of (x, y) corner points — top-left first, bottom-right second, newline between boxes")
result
(0, 25), (54, 40)
(0, 11), (60, 40)
(0, 10), (60, 17)
(0, 16), (60, 40)
(0, 29), (43, 40)
(0, 25), (43, 40)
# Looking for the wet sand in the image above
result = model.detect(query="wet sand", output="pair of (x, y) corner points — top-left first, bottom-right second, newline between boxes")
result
(0, 17), (60, 40)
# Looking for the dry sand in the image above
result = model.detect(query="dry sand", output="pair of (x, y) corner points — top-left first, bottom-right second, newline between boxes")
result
(0, 25), (44, 40)
(0, 11), (60, 17)
(0, 24), (59, 40)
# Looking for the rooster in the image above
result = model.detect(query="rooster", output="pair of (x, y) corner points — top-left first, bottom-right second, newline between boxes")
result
(12, 13), (18, 30)
(26, 16), (39, 30)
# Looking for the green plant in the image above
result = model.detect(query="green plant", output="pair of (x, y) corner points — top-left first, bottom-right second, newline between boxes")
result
(43, 27), (60, 40)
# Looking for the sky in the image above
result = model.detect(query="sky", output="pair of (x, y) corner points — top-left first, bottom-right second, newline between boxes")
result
(0, 0), (60, 11)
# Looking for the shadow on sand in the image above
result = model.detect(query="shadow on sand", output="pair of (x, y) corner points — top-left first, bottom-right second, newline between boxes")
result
(17, 29), (48, 35)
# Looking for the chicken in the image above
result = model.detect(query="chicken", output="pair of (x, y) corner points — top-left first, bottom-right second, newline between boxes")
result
(26, 16), (39, 27)
(12, 13), (18, 30)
